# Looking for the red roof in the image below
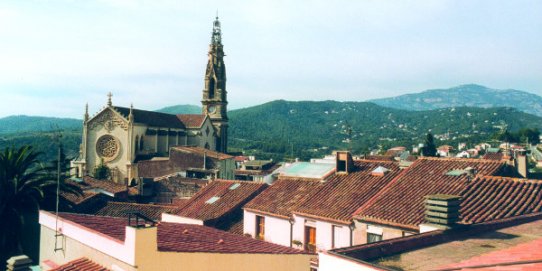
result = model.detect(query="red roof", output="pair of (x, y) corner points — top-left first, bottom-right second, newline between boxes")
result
(172, 146), (233, 160)
(94, 202), (178, 221)
(56, 213), (306, 254)
(483, 152), (505, 161)
(175, 180), (267, 222)
(460, 176), (542, 224)
(438, 237), (542, 270)
(50, 257), (109, 271)
(78, 176), (128, 195)
(354, 157), (506, 230)
(177, 114), (206, 128)
(293, 160), (402, 224)
(244, 177), (323, 219)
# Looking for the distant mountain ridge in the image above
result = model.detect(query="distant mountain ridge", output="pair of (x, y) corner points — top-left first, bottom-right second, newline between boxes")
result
(0, 115), (81, 135)
(369, 84), (542, 117)
(155, 104), (201, 115)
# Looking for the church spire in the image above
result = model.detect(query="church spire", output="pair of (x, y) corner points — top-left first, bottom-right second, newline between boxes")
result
(202, 15), (228, 153)
(211, 15), (222, 45)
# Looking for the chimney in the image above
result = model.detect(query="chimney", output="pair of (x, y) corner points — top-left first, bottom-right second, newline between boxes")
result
(420, 194), (461, 233)
(336, 151), (354, 174)
(6, 255), (32, 271)
(515, 150), (528, 178)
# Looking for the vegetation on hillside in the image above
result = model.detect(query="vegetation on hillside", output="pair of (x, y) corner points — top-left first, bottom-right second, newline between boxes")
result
(155, 104), (202, 114)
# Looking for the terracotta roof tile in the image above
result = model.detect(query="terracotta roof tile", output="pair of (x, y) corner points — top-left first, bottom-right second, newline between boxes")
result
(175, 180), (267, 222)
(137, 159), (174, 178)
(354, 157), (506, 229)
(113, 106), (185, 129)
(244, 177), (323, 219)
(176, 114), (206, 128)
(94, 202), (178, 221)
(483, 152), (505, 161)
(438, 237), (542, 270)
(56, 213), (307, 254)
(460, 176), (542, 224)
(294, 160), (402, 224)
(50, 257), (110, 271)
(78, 176), (128, 195)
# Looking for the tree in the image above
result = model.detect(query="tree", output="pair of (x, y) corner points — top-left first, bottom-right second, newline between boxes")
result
(421, 133), (437, 157)
(94, 159), (110, 180)
(0, 146), (81, 264)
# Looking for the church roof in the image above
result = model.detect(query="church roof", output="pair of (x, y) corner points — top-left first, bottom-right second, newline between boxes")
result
(113, 106), (186, 129)
(177, 114), (207, 128)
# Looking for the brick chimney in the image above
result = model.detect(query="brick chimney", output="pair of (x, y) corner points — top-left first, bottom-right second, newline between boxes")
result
(336, 151), (354, 174)
(420, 194), (461, 233)
(515, 150), (528, 178)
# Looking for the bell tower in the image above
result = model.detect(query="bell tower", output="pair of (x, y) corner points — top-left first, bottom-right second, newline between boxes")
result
(202, 15), (228, 153)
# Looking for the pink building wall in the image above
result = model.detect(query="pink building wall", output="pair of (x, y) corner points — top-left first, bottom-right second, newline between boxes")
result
(243, 210), (293, 248)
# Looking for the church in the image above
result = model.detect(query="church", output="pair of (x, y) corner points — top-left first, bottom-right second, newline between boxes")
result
(72, 16), (229, 183)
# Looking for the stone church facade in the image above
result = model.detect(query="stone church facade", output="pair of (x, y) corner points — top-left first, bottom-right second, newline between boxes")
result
(72, 16), (229, 183)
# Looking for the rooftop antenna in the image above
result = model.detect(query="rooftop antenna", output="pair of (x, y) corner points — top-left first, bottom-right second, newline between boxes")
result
(51, 126), (65, 252)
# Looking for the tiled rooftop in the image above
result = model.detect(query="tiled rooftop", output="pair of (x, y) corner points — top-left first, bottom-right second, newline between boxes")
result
(244, 177), (323, 219)
(176, 114), (206, 128)
(94, 202), (178, 221)
(136, 159), (174, 178)
(354, 157), (506, 230)
(460, 176), (542, 224)
(483, 152), (505, 161)
(50, 257), (109, 271)
(175, 180), (266, 222)
(293, 160), (402, 224)
(332, 213), (542, 271)
(56, 212), (307, 254)
(77, 176), (128, 195)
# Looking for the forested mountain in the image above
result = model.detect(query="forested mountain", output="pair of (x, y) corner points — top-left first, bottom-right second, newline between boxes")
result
(228, 100), (542, 160)
(370, 84), (542, 117)
(1, 100), (541, 162)
(0, 115), (81, 134)
(155, 104), (201, 114)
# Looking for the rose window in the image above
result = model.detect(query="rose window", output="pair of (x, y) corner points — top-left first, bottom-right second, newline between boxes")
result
(96, 135), (119, 159)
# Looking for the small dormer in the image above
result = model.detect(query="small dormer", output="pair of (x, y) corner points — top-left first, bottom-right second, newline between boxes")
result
(336, 151), (354, 174)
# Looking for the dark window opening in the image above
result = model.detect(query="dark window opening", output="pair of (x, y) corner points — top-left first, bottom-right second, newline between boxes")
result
(209, 78), (215, 99)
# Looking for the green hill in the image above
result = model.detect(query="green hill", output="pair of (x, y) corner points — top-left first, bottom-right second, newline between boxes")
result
(228, 100), (542, 160)
(0, 115), (81, 135)
(155, 104), (201, 114)
(370, 84), (542, 117)
(1, 100), (541, 162)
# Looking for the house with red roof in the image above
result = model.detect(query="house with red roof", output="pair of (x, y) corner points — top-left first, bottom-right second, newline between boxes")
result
(290, 155), (403, 252)
(162, 180), (267, 234)
(39, 211), (312, 271)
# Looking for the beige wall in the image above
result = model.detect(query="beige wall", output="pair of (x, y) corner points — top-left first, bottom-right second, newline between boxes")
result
(40, 211), (311, 271)
(40, 226), (136, 271)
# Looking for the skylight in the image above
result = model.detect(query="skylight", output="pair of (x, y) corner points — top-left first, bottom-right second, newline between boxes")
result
(229, 183), (241, 190)
(205, 196), (220, 204)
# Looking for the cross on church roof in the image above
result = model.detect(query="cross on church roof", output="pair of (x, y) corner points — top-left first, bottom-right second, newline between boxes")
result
(107, 92), (113, 106)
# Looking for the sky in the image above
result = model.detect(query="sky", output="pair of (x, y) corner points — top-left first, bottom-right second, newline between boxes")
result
(0, 0), (541, 119)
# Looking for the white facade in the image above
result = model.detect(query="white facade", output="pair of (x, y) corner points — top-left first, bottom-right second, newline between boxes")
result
(243, 210), (293, 248)
(292, 214), (352, 251)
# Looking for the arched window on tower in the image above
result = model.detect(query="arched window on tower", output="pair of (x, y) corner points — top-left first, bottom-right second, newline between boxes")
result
(209, 77), (215, 99)
(135, 136), (139, 153)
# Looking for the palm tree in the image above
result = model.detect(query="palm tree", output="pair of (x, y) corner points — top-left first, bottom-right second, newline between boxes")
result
(0, 146), (81, 265)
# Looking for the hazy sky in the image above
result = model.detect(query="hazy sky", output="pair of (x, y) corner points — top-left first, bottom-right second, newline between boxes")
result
(0, 0), (541, 118)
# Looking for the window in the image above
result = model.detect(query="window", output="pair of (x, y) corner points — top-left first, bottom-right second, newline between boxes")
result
(305, 226), (317, 252)
(367, 233), (382, 243)
(256, 216), (265, 240)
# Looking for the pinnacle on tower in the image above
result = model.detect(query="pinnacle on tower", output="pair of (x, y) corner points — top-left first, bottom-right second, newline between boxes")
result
(211, 16), (222, 45)
(107, 92), (113, 106)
